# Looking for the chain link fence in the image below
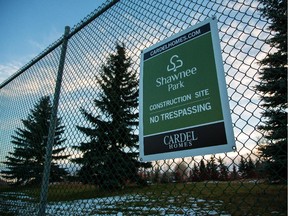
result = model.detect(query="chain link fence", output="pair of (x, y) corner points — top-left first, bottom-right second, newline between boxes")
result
(0, 0), (286, 215)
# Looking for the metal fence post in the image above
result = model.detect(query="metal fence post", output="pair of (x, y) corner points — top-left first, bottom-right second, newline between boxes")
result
(38, 26), (70, 216)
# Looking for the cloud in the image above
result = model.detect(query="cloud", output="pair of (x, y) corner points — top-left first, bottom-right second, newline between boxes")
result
(0, 62), (22, 85)
(28, 27), (63, 51)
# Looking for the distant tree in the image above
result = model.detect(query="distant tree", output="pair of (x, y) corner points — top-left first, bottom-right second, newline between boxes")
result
(190, 162), (201, 182)
(246, 156), (256, 178)
(238, 156), (247, 178)
(254, 158), (265, 179)
(199, 159), (207, 181)
(72, 43), (151, 189)
(238, 155), (257, 179)
(207, 156), (219, 180)
(255, 0), (287, 181)
(231, 164), (239, 180)
(153, 167), (160, 184)
(174, 161), (188, 182)
(1, 96), (68, 186)
(218, 157), (229, 181)
(161, 171), (170, 184)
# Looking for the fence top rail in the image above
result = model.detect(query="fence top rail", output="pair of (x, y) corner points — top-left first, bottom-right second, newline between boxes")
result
(0, 0), (119, 90)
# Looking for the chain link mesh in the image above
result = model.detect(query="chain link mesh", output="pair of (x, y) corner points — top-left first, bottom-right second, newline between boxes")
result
(0, 0), (286, 215)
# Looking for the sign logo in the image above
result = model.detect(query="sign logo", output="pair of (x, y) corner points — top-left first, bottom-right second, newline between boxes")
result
(167, 55), (183, 72)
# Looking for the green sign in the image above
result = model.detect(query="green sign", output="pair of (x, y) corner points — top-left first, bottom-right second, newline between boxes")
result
(139, 18), (235, 161)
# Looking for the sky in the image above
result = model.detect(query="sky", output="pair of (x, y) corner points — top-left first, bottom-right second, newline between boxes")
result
(0, 0), (107, 84)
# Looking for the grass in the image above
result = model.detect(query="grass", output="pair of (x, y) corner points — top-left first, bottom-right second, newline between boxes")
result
(1, 181), (287, 215)
(137, 182), (287, 215)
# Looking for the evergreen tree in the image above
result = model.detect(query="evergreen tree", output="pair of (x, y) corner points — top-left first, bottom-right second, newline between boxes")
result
(231, 164), (239, 180)
(190, 162), (200, 182)
(153, 167), (160, 184)
(174, 161), (188, 182)
(199, 159), (207, 181)
(255, 0), (287, 181)
(207, 156), (219, 180)
(238, 156), (247, 178)
(246, 156), (256, 178)
(73, 43), (150, 189)
(238, 155), (257, 179)
(218, 157), (229, 181)
(161, 171), (170, 184)
(1, 96), (68, 186)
